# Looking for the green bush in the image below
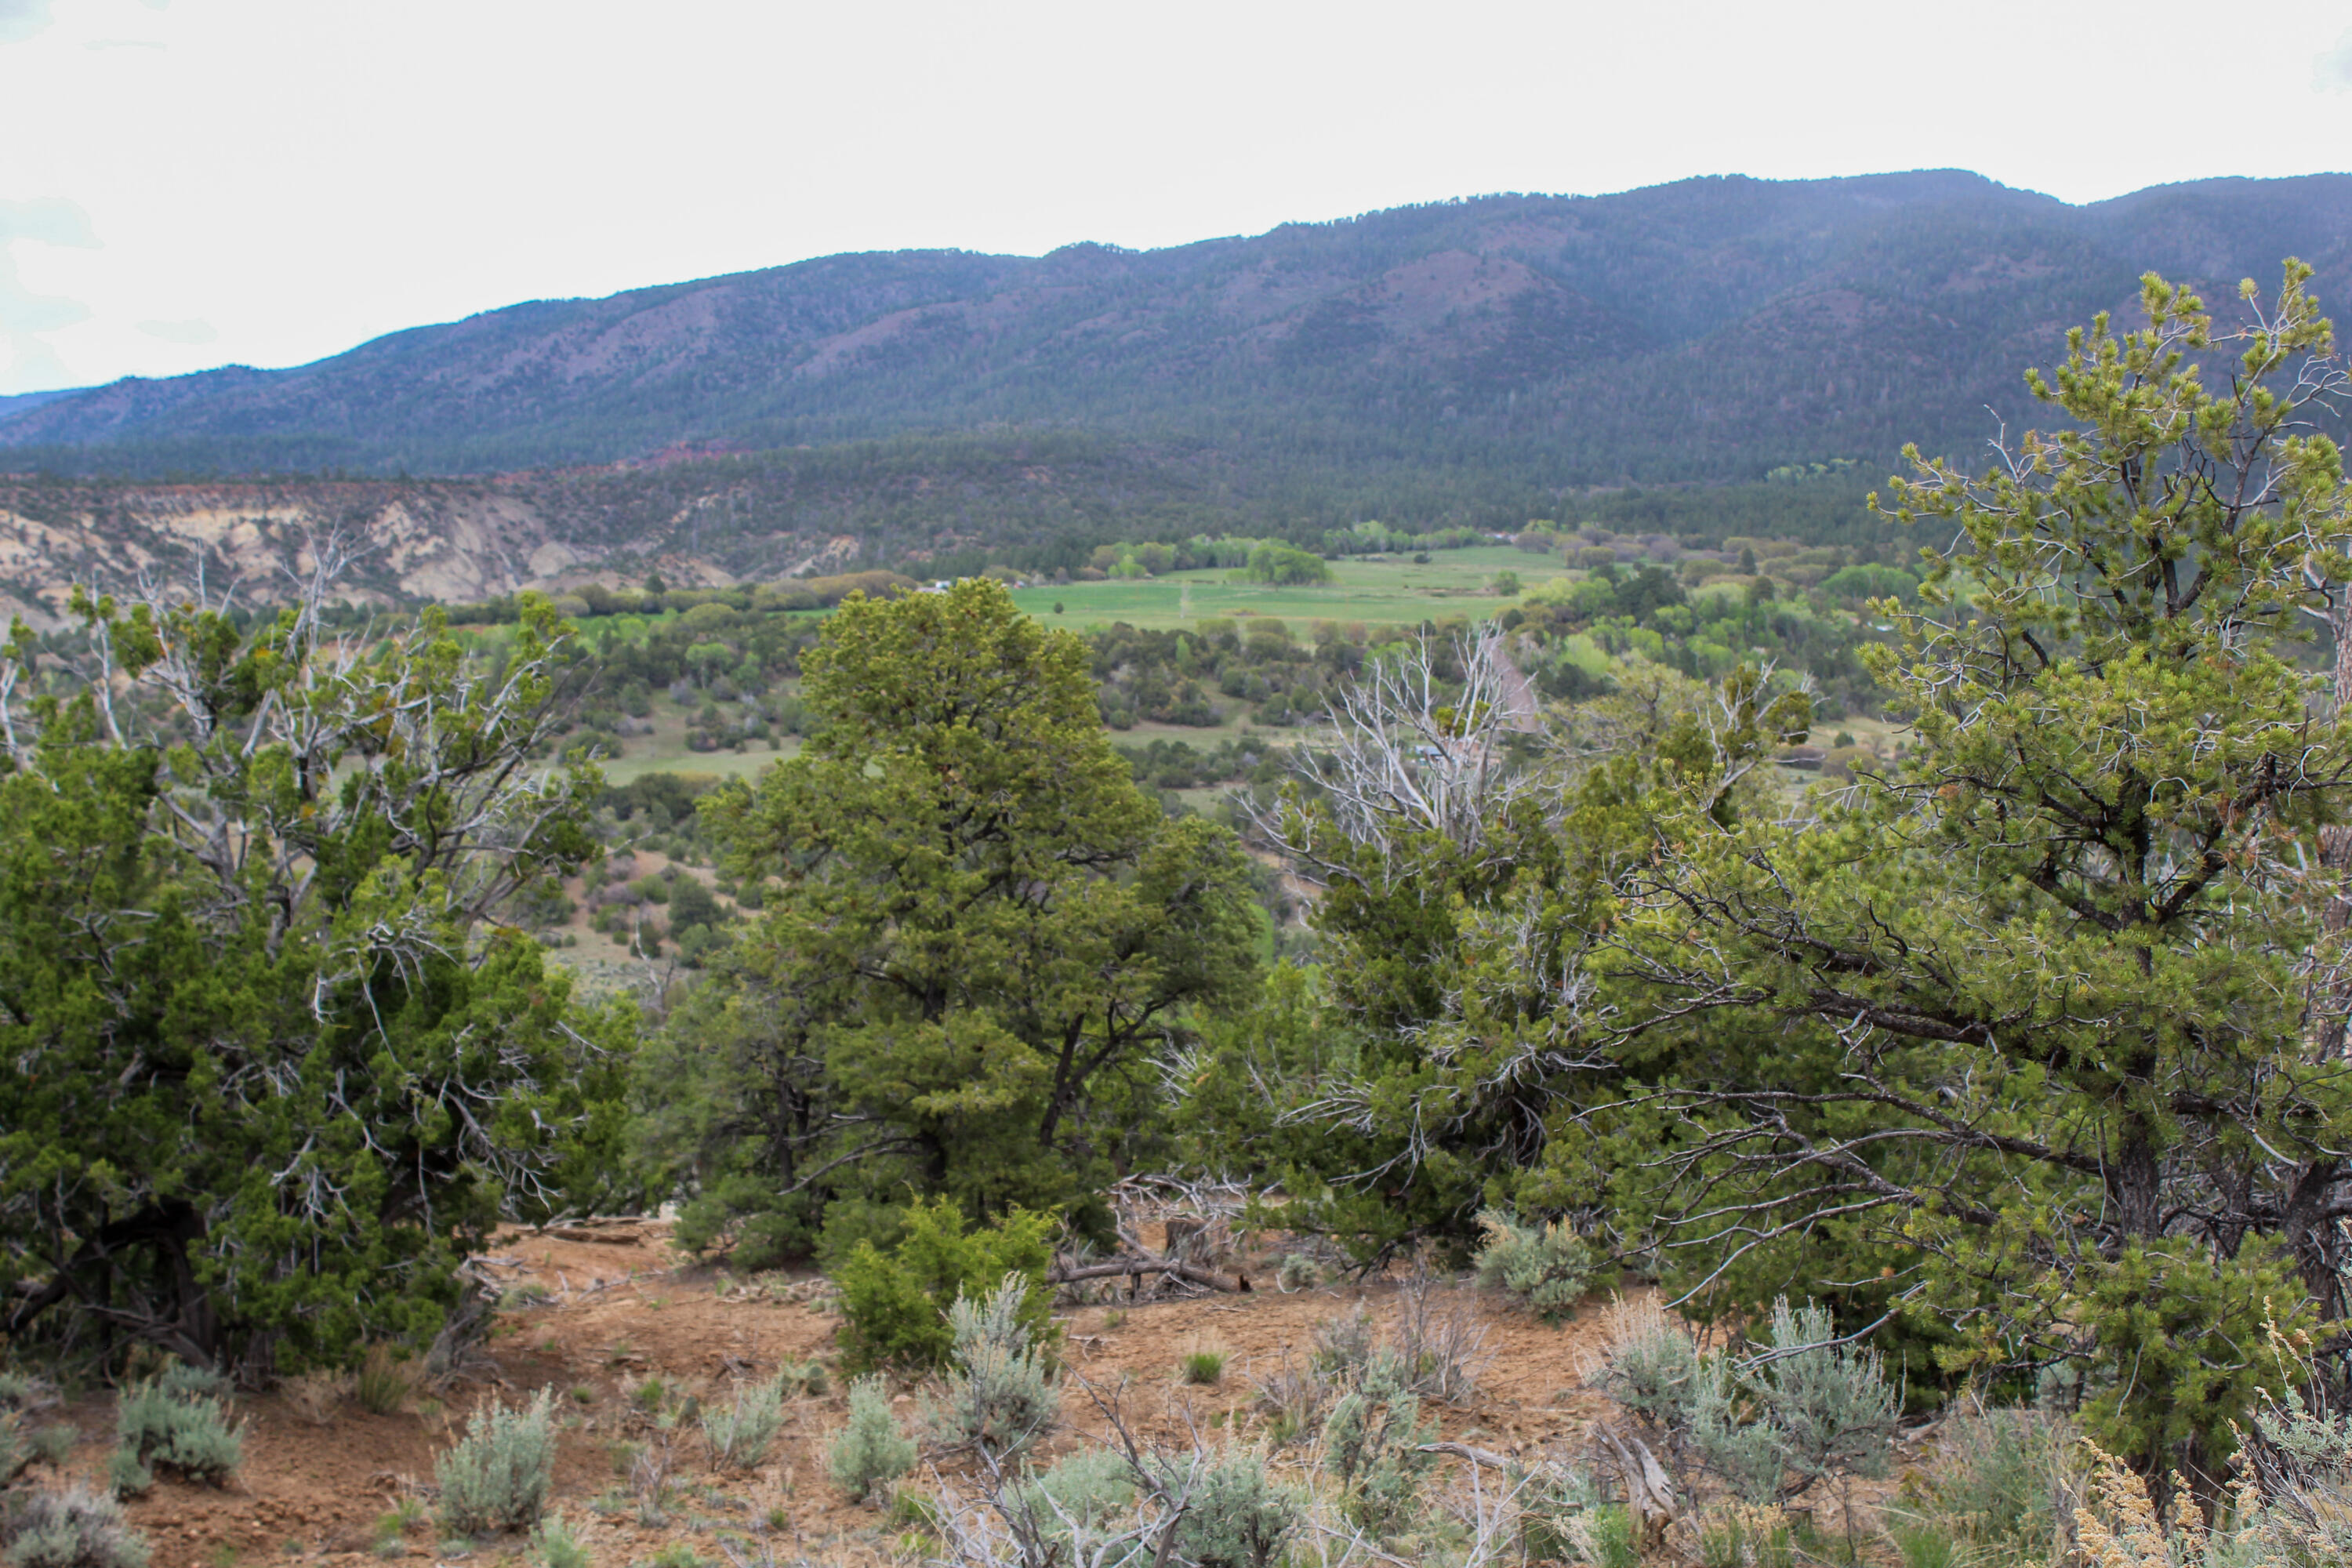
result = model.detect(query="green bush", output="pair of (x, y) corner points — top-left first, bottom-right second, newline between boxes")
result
(1181, 1351), (1227, 1386)
(1682, 1299), (1902, 1504)
(827, 1375), (916, 1504)
(1161, 1451), (1304, 1568)
(434, 1390), (556, 1535)
(0, 1484), (153, 1568)
(832, 1198), (1055, 1372)
(700, 1376), (786, 1470)
(112, 1380), (241, 1487)
(151, 1365), (231, 1403)
(1471, 1210), (1594, 1325)
(1007, 1447), (1134, 1534)
(931, 1276), (1055, 1462)
(101, 1454), (148, 1502)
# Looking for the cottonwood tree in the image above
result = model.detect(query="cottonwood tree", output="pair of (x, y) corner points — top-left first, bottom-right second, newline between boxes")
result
(0, 568), (628, 1377)
(1602, 265), (2352, 1498)
(643, 579), (1258, 1257)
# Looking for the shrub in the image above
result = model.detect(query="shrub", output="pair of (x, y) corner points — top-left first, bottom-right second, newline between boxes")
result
(701, 1377), (786, 1470)
(1249, 1354), (1328, 1447)
(112, 1380), (241, 1486)
(1744, 1298), (1899, 1495)
(1163, 1451), (1304, 1568)
(529, 1511), (590, 1568)
(1684, 1299), (1899, 1504)
(1471, 1210), (1594, 1325)
(1181, 1351), (1228, 1387)
(1588, 1295), (1700, 1436)
(101, 1454), (147, 1502)
(1002, 1446), (1136, 1552)
(1691, 1351), (1788, 1504)
(832, 1198), (1055, 1372)
(776, 1359), (829, 1398)
(0, 1376), (54, 1417)
(1308, 1308), (1376, 1385)
(151, 1365), (230, 1403)
(1694, 1503), (1795, 1568)
(1276, 1254), (1320, 1291)
(1319, 1358), (1436, 1534)
(0, 1484), (152, 1568)
(932, 1275), (1056, 1462)
(281, 1367), (351, 1426)
(0, 1414), (60, 1490)
(1558, 1503), (1641, 1568)
(434, 1390), (557, 1535)
(1516, 1458), (1609, 1563)
(828, 1375), (916, 1504)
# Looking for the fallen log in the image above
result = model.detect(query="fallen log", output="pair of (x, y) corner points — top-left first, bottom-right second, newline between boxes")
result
(1596, 1426), (1677, 1552)
(1048, 1252), (1251, 1294)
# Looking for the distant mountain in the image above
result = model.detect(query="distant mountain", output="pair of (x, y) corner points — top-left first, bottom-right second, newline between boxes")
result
(9, 171), (2351, 484)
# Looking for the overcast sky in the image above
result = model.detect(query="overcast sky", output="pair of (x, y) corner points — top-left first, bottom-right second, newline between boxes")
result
(5, 0), (2352, 395)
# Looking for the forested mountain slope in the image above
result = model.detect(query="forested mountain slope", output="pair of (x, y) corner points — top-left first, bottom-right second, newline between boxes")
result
(9, 170), (2350, 481)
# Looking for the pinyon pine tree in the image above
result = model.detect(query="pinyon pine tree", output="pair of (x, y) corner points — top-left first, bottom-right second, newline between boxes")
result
(1604, 263), (2352, 1501)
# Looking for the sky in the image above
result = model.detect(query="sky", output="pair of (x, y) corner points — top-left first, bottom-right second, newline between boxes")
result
(4, 0), (2352, 396)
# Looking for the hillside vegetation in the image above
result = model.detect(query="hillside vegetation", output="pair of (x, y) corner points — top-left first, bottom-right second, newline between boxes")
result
(5, 171), (2350, 485)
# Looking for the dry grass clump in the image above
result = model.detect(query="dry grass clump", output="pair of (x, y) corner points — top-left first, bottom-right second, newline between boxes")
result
(353, 1344), (419, 1417)
(281, 1367), (354, 1427)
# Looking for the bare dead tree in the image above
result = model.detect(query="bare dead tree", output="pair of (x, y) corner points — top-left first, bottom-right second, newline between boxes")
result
(1247, 622), (1550, 892)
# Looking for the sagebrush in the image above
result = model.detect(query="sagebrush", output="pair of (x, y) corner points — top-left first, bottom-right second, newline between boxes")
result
(828, 1374), (916, 1504)
(435, 1390), (557, 1534)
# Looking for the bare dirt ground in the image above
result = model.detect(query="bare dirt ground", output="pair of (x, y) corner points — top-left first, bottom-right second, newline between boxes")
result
(34, 1223), (1656, 1568)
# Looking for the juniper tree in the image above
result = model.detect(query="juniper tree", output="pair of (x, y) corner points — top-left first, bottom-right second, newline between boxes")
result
(0, 569), (628, 1377)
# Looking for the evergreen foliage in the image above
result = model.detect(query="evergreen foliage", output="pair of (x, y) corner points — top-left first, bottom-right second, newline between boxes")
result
(830, 1200), (1055, 1373)
(0, 589), (630, 1375)
(1604, 263), (2352, 1495)
(637, 579), (1258, 1258)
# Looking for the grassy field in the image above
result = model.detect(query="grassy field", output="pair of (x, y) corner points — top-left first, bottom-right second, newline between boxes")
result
(1007, 546), (1569, 633)
(581, 550), (1600, 782)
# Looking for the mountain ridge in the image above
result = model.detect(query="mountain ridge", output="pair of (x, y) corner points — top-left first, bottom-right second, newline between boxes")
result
(12, 169), (2351, 482)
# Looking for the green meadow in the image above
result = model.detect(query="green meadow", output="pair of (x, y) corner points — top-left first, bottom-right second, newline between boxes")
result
(1006, 546), (1569, 633)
